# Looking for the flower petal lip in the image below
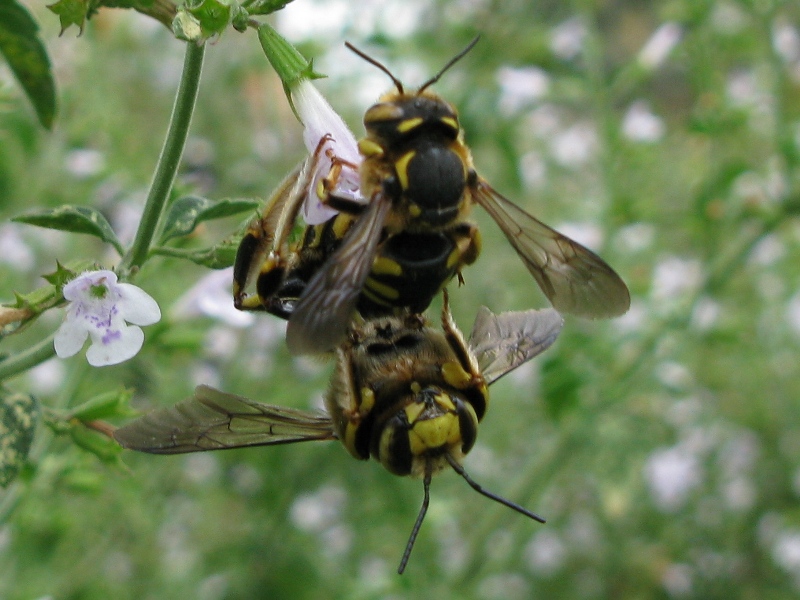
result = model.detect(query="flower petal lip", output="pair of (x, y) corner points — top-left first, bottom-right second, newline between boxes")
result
(116, 283), (161, 325)
(85, 325), (144, 367)
(54, 312), (90, 358)
(54, 270), (161, 366)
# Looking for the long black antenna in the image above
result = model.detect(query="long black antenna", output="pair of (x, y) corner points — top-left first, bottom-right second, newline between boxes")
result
(345, 41), (404, 95)
(418, 35), (481, 93)
(397, 461), (433, 574)
(445, 453), (546, 523)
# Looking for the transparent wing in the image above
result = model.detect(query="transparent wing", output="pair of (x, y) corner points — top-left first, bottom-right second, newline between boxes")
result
(473, 179), (630, 318)
(114, 385), (335, 454)
(468, 306), (564, 385)
(286, 195), (392, 355)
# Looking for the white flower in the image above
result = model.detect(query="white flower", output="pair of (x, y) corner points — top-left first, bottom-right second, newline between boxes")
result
(54, 270), (161, 366)
(291, 80), (363, 225)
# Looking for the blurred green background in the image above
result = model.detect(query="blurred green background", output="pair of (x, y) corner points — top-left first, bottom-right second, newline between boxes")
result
(3, 0), (800, 598)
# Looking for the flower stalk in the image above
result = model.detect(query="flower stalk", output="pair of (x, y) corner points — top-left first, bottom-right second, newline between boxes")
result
(120, 41), (206, 274)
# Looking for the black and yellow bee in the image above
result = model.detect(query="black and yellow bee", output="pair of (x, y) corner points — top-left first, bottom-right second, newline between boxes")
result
(233, 38), (629, 355)
(114, 294), (563, 573)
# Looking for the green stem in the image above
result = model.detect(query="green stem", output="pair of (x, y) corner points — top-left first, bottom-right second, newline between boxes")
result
(120, 41), (206, 274)
(0, 333), (55, 382)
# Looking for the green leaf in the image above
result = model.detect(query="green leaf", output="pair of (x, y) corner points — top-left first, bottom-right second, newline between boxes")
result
(68, 388), (135, 421)
(70, 424), (122, 465)
(0, 391), (39, 487)
(0, 0), (57, 128)
(154, 240), (239, 269)
(159, 196), (259, 243)
(13, 206), (124, 254)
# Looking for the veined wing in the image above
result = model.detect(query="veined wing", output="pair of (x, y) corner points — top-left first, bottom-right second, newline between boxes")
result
(114, 385), (335, 454)
(473, 179), (630, 319)
(468, 306), (564, 385)
(286, 195), (391, 355)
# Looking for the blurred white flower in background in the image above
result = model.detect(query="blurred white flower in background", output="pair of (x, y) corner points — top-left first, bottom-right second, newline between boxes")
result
(638, 22), (682, 70)
(550, 17), (587, 60)
(496, 66), (550, 116)
(622, 101), (666, 143)
(550, 122), (598, 167)
(54, 270), (161, 366)
(64, 148), (106, 178)
(644, 445), (703, 511)
(651, 256), (703, 302)
(172, 267), (253, 328)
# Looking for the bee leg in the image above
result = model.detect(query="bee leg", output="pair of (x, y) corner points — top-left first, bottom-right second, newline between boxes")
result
(440, 289), (484, 388)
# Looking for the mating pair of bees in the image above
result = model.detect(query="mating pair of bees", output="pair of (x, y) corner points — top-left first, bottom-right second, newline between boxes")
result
(115, 38), (629, 573)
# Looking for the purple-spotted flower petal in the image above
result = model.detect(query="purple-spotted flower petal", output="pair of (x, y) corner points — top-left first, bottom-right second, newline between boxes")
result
(54, 270), (161, 367)
(292, 80), (364, 225)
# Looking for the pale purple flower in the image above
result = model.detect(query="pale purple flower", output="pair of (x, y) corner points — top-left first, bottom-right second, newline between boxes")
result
(291, 80), (363, 225)
(54, 270), (161, 366)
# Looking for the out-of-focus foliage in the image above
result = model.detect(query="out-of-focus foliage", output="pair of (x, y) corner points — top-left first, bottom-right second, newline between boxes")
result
(2, 0), (800, 598)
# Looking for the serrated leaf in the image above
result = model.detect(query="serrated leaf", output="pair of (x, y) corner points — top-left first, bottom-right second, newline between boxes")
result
(159, 196), (259, 243)
(0, 0), (57, 128)
(13, 206), (123, 254)
(0, 392), (39, 487)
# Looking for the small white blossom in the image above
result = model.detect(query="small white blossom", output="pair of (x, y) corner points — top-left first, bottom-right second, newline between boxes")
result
(292, 80), (363, 224)
(54, 270), (161, 366)
(637, 22), (682, 70)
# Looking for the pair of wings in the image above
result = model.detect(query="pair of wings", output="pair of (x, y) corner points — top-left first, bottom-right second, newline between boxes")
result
(113, 306), (564, 455)
(285, 174), (630, 355)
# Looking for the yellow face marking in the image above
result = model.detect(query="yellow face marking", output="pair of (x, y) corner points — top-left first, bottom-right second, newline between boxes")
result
(404, 402), (425, 424)
(358, 138), (384, 158)
(394, 151), (415, 191)
(408, 204), (422, 218)
(364, 277), (400, 301)
(408, 413), (459, 456)
(397, 117), (423, 133)
(371, 256), (403, 277)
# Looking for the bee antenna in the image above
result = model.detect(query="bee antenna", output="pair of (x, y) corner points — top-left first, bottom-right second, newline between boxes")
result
(345, 41), (404, 95)
(445, 453), (546, 524)
(418, 35), (481, 93)
(397, 462), (433, 574)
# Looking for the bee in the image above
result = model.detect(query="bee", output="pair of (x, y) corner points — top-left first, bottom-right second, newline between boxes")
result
(232, 136), (480, 342)
(114, 293), (564, 574)
(234, 38), (629, 355)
